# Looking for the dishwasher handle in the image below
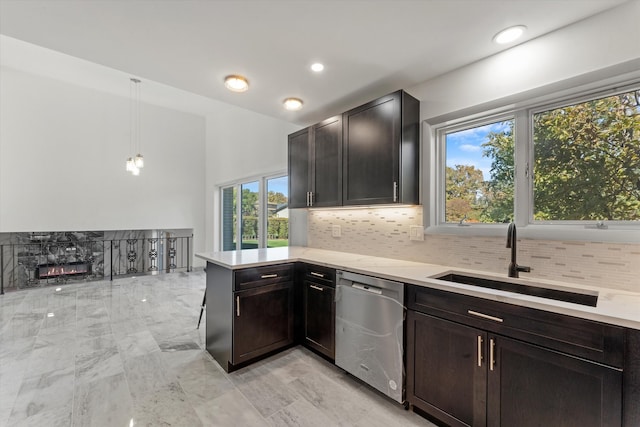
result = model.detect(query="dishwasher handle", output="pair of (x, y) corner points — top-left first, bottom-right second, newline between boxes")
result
(351, 282), (383, 295)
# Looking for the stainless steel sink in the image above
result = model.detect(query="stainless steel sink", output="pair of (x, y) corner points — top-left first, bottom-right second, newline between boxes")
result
(433, 272), (599, 307)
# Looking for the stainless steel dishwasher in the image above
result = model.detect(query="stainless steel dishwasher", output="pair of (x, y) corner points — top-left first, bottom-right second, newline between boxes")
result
(335, 270), (405, 404)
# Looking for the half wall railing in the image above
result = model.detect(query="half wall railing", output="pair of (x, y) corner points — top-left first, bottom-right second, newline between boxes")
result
(0, 236), (191, 294)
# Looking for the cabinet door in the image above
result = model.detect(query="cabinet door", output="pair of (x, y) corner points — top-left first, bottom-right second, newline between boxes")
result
(303, 280), (335, 359)
(233, 282), (294, 365)
(288, 127), (311, 208)
(343, 92), (400, 205)
(407, 311), (487, 427)
(488, 335), (622, 427)
(311, 116), (342, 207)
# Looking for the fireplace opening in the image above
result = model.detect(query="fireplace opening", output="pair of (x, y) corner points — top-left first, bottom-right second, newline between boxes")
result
(36, 261), (91, 279)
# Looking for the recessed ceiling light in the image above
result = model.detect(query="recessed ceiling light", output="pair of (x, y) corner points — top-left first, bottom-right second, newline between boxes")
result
(224, 75), (249, 92)
(47, 312), (55, 318)
(311, 63), (324, 72)
(283, 98), (303, 111)
(493, 25), (527, 44)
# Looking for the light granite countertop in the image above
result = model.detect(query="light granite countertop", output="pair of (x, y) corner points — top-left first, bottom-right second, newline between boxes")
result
(196, 246), (640, 330)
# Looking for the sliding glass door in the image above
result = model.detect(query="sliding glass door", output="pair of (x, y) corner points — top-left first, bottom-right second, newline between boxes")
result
(221, 174), (288, 251)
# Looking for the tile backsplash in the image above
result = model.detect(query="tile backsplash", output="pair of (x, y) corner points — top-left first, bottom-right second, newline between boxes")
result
(307, 206), (640, 292)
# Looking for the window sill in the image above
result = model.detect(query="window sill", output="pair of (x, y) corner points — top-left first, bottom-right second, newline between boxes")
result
(425, 223), (640, 244)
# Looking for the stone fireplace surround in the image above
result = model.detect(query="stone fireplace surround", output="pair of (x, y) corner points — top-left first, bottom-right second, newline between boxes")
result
(0, 229), (192, 291)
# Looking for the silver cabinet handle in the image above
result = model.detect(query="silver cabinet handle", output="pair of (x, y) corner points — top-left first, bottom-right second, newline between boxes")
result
(393, 181), (398, 202)
(310, 272), (324, 278)
(309, 284), (324, 292)
(490, 338), (496, 371)
(309, 191), (313, 207)
(468, 310), (503, 323)
(261, 274), (278, 279)
(236, 296), (240, 317)
(477, 335), (483, 367)
(306, 191), (310, 207)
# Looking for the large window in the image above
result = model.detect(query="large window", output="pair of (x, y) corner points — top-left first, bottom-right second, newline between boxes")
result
(533, 90), (640, 222)
(221, 174), (289, 250)
(436, 84), (640, 229)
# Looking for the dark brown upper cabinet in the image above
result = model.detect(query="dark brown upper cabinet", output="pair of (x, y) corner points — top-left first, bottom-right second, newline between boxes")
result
(342, 90), (419, 206)
(288, 115), (342, 208)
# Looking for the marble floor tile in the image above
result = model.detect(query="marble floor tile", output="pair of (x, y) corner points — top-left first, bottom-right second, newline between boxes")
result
(229, 363), (302, 418)
(109, 317), (148, 341)
(76, 334), (117, 354)
(71, 372), (134, 427)
(268, 397), (336, 427)
(33, 329), (76, 351)
(130, 381), (203, 427)
(116, 330), (160, 360)
(1, 272), (436, 427)
(1, 312), (43, 339)
(27, 342), (76, 378)
(40, 306), (77, 332)
(194, 388), (265, 427)
(288, 370), (373, 426)
(7, 368), (74, 425)
(7, 405), (71, 427)
(75, 343), (124, 385)
(122, 351), (178, 400)
(170, 351), (235, 406)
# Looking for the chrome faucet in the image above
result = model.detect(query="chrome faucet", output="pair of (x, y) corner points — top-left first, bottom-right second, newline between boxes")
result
(506, 223), (531, 278)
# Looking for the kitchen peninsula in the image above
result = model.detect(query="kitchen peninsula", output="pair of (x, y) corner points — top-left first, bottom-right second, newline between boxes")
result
(197, 246), (640, 427)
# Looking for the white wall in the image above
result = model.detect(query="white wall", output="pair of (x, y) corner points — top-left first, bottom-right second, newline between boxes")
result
(409, 0), (640, 122)
(0, 66), (207, 255)
(204, 105), (300, 252)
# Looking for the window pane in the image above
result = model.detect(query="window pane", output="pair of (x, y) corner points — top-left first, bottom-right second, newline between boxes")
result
(533, 89), (640, 221)
(445, 120), (514, 223)
(222, 186), (237, 251)
(241, 181), (259, 249)
(266, 176), (289, 248)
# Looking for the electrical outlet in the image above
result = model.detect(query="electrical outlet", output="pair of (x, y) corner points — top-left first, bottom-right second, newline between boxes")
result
(332, 225), (341, 238)
(409, 225), (424, 241)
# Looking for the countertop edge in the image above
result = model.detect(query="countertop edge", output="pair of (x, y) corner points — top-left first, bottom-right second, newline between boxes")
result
(196, 248), (640, 330)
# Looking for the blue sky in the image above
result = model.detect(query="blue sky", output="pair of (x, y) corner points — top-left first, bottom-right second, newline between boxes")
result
(242, 176), (288, 196)
(445, 121), (511, 180)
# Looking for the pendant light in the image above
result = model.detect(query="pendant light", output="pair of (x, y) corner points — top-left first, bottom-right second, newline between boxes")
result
(126, 77), (144, 175)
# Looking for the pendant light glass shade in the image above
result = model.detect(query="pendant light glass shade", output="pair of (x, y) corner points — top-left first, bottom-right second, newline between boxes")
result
(126, 78), (144, 175)
(134, 154), (144, 168)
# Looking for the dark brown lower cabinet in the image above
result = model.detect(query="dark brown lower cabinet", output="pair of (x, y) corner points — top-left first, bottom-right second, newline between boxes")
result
(232, 281), (294, 365)
(488, 335), (622, 427)
(407, 310), (623, 427)
(303, 279), (335, 359)
(407, 311), (487, 427)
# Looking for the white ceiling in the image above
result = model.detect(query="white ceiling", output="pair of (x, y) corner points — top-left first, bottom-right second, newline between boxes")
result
(0, 0), (629, 125)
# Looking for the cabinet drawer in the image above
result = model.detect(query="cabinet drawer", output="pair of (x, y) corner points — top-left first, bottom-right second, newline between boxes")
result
(303, 264), (335, 287)
(234, 263), (294, 291)
(407, 285), (624, 368)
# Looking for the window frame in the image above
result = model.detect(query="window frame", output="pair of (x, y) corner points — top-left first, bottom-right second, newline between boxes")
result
(219, 171), (288, 251)
(436, 112), (516, 227)
(428, 81), (640, 242)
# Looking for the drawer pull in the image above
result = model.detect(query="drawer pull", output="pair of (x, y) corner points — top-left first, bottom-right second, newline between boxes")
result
(477, 335), (483, 367)
(310, 284), (324, 292)
(490, 338), (496, 371)
(468, 310), (503, 323)
(310, 272), (325, 278)
(236, 296), (240, 317)
(261, 274), (278, 279)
